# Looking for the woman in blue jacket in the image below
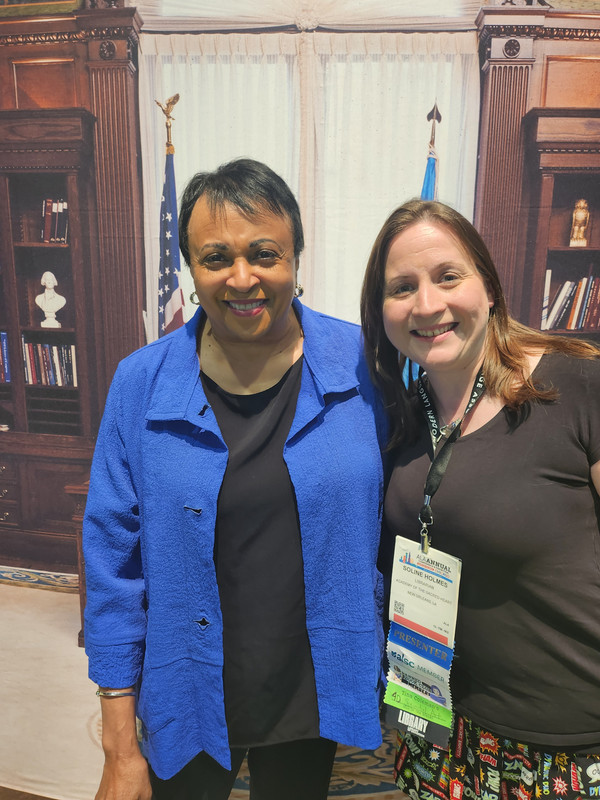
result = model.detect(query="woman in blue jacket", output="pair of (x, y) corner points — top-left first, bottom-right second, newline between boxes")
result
(83, 158), (387, 800)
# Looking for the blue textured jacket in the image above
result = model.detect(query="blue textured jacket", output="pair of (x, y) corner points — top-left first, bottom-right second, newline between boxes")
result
(83, 301), (387, 779)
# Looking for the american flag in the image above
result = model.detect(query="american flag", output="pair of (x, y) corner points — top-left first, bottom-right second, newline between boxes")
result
(158, 151), (185, 337)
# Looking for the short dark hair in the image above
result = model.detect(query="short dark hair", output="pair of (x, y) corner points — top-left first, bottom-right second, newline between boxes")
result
(178, 158), (304, 265)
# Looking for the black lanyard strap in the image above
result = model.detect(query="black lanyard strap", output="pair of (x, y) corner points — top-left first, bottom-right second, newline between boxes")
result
(417, 368), (485, 553)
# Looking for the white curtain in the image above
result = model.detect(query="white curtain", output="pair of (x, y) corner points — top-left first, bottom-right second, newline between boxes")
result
(135, 0), (482, 33)
(139, 29), (479, 340)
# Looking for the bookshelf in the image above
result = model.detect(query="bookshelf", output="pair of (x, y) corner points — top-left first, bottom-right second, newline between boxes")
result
(523, 109), (600, 340)
(0, 7), (145, 574)
(0, 109), (98, 570)
(540, 174), (600, 333)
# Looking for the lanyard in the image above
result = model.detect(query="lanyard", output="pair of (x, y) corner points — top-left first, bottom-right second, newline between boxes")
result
(416, 368), (485, 553)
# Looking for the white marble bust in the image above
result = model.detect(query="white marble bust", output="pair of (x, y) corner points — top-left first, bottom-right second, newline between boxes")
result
(35, 271), (66, 328)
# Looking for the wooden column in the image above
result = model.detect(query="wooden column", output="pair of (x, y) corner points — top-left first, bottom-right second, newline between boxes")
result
(80, 9), (145, 401)
(475, 28), (534, 317)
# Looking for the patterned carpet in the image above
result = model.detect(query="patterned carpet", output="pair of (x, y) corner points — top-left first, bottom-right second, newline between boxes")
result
(0, 565), (79, 592)
(0, 566), (401, 799)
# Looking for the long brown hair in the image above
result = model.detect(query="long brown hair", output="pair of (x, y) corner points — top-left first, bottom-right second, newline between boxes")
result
(360, 199), (600, 448)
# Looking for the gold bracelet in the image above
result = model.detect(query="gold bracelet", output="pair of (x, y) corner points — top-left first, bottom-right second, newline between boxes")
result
(96, 689), (136, 698)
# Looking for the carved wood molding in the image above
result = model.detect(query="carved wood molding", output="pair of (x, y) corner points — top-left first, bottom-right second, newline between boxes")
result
(0, 152), (81, 169)
(533, 148), (600, 170)
(538, 146), (600, 154)
(0, 147), (79, 153)
(0, 109), (96, 170)
(480, 25), (600, 53)
(0, 27), (138, 48)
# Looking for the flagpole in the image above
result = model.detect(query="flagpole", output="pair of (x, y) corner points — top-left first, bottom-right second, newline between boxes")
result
(420, 102), (442, 202)
(407, 102), (443, 386)
(427, 101), (441, 150)
(156, 94), (185, 338)
(156, 93), (179, 154)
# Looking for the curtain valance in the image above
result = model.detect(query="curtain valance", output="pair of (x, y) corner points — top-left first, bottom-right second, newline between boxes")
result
(135, 0), (483, 33)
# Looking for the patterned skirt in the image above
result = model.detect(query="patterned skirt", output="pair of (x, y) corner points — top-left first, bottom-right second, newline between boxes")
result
(394, 715), (600, 800)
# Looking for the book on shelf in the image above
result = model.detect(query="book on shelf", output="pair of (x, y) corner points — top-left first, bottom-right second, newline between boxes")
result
(27, 342), (38, 385)
(0, 331), (10, 383)
(42, 344), (55, 386)
(566, 278), (586, 330)
(40, 197), (68, 244)
(576, 276), (594, 330)
(49, 200), (59, 242)
(42, 198), (53, 243)
(584, 278), (600, 330)
(541, 269), (552, 330)
(21, 335), (31, 385)
(546, 280), (576, 329)
(71, 344), (78, 388)
(58, 200), (68, 243)
(546, 275), (600, 331)
(555, 282), (578, 330)
(36, 343), (47, 386)
(21, 334), (78, 387)
(51, 345), (63, 387)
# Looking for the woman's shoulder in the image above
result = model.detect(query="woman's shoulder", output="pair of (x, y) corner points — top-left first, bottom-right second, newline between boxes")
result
(533, 350), (600, 405)
(109, 320), (198, 394)
(537, 349), (600, 380)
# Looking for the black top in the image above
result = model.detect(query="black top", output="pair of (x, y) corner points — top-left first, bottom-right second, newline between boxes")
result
(201, 357), (320, 747)
(384, 353), (600, 747)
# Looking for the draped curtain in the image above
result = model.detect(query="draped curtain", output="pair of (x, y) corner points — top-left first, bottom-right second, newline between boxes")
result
(135, 0), (483, 33)
(139, 28), (479, 340)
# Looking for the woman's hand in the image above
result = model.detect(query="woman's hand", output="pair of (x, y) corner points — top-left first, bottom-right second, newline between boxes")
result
(94, 689), (152, 800)
(95, 750), (152, 800)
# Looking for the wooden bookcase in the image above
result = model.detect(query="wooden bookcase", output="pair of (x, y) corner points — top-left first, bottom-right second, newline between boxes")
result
(0, 109), (99, 570)
(474, 9), (600, 332)
(522, 109), (600, 339)
(0, 6), (145, 573)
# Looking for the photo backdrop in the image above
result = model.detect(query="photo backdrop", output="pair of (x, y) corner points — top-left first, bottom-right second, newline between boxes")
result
(139, 29), (480, 339)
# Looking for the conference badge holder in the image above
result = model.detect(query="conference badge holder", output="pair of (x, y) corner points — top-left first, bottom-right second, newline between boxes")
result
(383, 370), (486, 745)
(383, 535), (461, 747)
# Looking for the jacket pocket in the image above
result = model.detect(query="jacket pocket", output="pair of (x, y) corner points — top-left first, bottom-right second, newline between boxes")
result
(138, 660), (184, 735)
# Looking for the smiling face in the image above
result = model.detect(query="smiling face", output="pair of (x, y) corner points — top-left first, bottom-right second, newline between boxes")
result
(187, 197), (298, 346)
(382, 221), (494, 382)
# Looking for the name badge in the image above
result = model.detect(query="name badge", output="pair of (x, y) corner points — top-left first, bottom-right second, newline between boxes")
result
(383, 535), (462, 747)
